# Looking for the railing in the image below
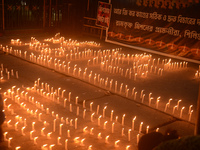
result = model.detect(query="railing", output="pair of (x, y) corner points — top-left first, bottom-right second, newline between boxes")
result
(83, 17), (106, 39)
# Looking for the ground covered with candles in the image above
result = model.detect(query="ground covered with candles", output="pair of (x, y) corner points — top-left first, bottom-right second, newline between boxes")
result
(0, 33), (199, 150)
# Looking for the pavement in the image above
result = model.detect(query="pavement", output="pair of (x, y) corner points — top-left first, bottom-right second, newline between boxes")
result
(0, 32), (199, 150)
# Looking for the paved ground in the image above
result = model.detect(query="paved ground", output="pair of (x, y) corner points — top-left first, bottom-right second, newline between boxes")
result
(0, 32), (199, 150)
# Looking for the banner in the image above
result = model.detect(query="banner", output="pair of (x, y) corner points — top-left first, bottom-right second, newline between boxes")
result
(107, 0), (200, 62)
(96, 1), (112, 28)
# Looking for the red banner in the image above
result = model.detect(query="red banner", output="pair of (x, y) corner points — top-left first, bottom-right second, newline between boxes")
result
(96, 1), (112, 28)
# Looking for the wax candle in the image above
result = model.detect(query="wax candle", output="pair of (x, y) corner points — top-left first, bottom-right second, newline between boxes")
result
(30, 131), (34, 140)
(83, 100), (85, 108)
(65, 139), (68, 150)
(21, 126), (25, 136)
(67, 130), (70, 137)
(75, 118), (78, 129)
(105, 135), (109, 143)
(122, 114), (125, 126)
(112, 123), (115, 133)
(8, 137), (12, 148)
(103, 106), (107, 118)
(53, 119), (56, 132)
(128, 129), (131, 141)
(91, 113), (95, 122)
(114, 140), (120, 147)
(57, 137), (62, 145)
(110, 110), (114, 121)
(4, 132), (8, 141)
(132, 116), (136, 130)
(121, 128), (124, 136)
(83, 109), (86, 119)
(47, 132), (52, 139)
(96, 105), (99, 115)
(34, 137), (38, 145)
(49, 144), (55, 150)
(90, 102), (93, 112)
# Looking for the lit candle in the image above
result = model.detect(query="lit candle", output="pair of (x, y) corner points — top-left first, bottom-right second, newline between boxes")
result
(75, 96), (78, 105)
(64, 99), (67, 108)
(112, 123), (115, 133)
(15, 122), (19, 131)
(4, 132), (8, 141)
(103, 106), (107, 118)
(126, 145), (131, 150)
(105, 135), (109, 143)
(134, 91), (137, 100)
(30, 131), (34, 140)
(91, 113), (95, 122)
(83, 100), (85, 108)
(139, 122), (143, 133)
(7, 120), (12, 127)
(114, 140), (120, 147)
(83, 126), (88, 133)
(104, 121), (108, 129)
(115, 116), (118, 122)
(32, 122), (35, 131)
(156, 128), (159, 132)
(41, 144), (48, 150)
(47, 132), (52, 139)
(34, 137), (38, 145)
(98, 133), (102, 139)
(57, 137), (62, 145)
(98, 115), (102, 126)
(65, 139), (68, 150)
(122, 114), (125, 126)
(177, 100), (182, 110)
(156, 99), (160, 109)
(88, 145), (92, 150)
(90, 128), (94, 135)
(8, 137), (12, 148)
(41, 127), (45, 136)
(164, 103), (169, 112)
(21, 126), (25, 136)
(189, 110), (193, 121)
(75, 118), (78, 129)
(67, 130), (70, 137)
(132, 116), (136, 130)
(173, 105), (177, 114)
(49, 144), (55, 150)
(128, 129), (131, 141)
(52, 111), (54, 117)
(81, 138), (85, 146)
(56, 114), (59, 119)
(68, 92), (71, 102)
(188, 105), (193, 114)
(62, 90), (66, 98)
(70, 119), (73, 126)
(83, 109), (86, 119)
(122, 128), (124, 136)
(74, 137), (80, 143)
(110, 110), (114, 121)
(180, 107), (185, 118)
(146, 126), (149, 134)
(90, 102), (93, 112)
(15, 146), (21, 150)
(70, 104), (72, 112)
(168, 98), (172, 107)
